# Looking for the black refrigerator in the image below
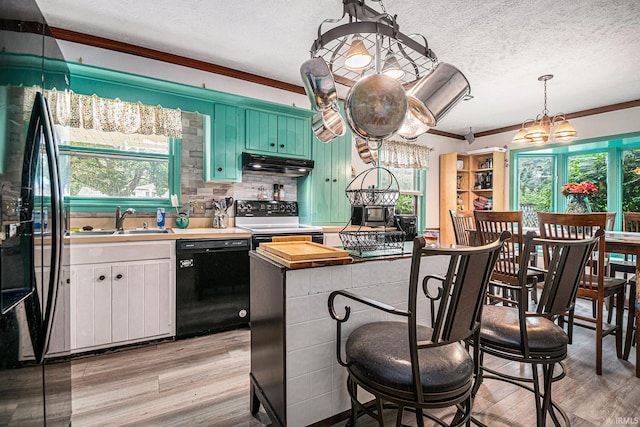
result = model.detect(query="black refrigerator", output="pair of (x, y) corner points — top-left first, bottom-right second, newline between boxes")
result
(0, 0), (71, 425)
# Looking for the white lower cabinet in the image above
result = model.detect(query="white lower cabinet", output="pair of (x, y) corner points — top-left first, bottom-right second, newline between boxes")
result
(70, 241), (175, 353)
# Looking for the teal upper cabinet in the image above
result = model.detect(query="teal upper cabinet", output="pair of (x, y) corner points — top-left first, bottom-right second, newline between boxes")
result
(205, 103), (243, 182)
(299, 127), (352, 225)
(245, 109), (311, 159)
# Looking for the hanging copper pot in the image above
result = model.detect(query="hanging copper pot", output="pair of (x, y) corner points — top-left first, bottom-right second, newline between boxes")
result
(345, 74), (408, 140)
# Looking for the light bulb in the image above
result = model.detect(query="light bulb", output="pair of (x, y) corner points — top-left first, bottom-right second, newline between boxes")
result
(344, 36), (372, 71)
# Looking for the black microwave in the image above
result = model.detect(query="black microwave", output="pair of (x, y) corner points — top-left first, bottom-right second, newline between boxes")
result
(394, 214), (418, 241)
(351, 206), (395, 227)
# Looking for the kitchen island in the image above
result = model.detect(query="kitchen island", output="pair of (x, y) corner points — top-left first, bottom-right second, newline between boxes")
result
(248, 248), (449, 426)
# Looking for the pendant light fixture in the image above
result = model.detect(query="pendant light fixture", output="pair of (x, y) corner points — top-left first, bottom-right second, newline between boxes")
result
(513, 74), (578, 144)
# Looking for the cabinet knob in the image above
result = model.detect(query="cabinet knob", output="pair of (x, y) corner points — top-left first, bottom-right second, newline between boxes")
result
(325, 178), (330, 182)
(270, 143), (275, 147)
(217, 167), (223, 172)
(98, 275), (106, 281)
(279, 144), (285, 148)
(332, 179), (337, 183)
(115, 274), (123, 280)
(66, 278), (70, 284)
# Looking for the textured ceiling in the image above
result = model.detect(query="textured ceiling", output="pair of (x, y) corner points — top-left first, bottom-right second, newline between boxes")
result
(36, 0), (640, 136)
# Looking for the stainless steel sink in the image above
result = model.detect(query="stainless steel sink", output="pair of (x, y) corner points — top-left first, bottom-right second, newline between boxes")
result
(69, 228), (172, 236)
(70, 229), (119, 236)
(119, 229), (172, 234)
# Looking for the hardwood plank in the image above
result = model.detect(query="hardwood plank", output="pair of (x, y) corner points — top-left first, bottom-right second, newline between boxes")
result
(71, 309), (639, 426)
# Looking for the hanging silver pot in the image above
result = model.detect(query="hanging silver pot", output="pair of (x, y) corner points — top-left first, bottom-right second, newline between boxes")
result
(406, 62), (470, 127)
(354, 135), (379, 165)
(312, 107), (346, 143)
(345, 74), (408, 140)
(300, 57), (338, 111)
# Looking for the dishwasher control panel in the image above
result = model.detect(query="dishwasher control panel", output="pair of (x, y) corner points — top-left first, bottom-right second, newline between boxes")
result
(176, 238), (249, 251)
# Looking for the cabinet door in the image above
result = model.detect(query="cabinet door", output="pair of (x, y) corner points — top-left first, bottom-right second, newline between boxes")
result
(277, 115), (310, 158)
(311, 138), (333, 224)
(246, 109), (278, 154)
(111, 260), (172, 342)
(72, 265), (111, 349)
(208, 104), (242, 182)
(330, 131), (352, 224)
(309, 130), (352, 225)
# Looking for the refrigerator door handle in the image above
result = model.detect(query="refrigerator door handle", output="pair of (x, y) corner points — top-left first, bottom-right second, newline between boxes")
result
(39, 94), (63, 361)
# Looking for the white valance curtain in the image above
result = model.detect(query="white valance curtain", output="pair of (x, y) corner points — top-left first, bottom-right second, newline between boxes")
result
(21, 87), (183, 138)
(379, 139), (431, 170)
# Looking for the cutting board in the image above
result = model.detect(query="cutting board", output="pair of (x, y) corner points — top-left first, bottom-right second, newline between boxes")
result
(271, 235), (312, 242)
(257, 247), (352, 269)
(259, 241), (349, 260)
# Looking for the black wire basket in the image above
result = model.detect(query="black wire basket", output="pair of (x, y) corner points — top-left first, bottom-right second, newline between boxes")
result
(339, 230), (406, 253)
(344, 167), (400, 207)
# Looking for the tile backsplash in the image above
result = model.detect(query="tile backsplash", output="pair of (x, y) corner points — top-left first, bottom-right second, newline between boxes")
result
(181, 111), (297, 218)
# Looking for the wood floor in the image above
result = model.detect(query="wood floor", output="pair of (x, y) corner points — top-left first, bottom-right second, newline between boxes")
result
(72, 322), (639, 426)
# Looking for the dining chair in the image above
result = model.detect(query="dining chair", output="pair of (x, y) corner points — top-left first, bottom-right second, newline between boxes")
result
(537, 212), (626, 375)
(449, 209), (476, 246)
(608, 212), (640, 360)
(474, 210), (543, 306)
(475, 230), (602, 427)
(592, 212), (616, 273)
(328, 232), (509, 427)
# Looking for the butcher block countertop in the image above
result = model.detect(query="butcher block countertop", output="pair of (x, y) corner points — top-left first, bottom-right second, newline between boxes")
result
(68, 227), (251, 243)
(255, 241), (352, 268)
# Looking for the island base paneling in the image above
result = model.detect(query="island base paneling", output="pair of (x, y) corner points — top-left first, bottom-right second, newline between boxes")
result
(248, 251), (448, 426)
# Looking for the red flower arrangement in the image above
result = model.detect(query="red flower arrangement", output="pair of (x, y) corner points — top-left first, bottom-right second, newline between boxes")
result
(560, 181), (597, 196)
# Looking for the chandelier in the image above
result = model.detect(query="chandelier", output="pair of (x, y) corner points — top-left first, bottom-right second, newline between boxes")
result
(512, 74), (578, 145)
(301, 0), (470, 145)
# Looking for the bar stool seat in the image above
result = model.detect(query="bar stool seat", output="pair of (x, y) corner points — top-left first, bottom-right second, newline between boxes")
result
(347, 321), (473, 395)
(481, 305), (568, 354)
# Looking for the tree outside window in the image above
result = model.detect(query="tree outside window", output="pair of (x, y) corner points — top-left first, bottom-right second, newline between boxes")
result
(622, 149), (640, 212)
(59, 127), (177, 210)
(517, 156), (553, 213)
(568, 153), (607, 212)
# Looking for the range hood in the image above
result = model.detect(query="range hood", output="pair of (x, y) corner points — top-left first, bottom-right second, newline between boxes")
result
(242, 153), (314, 177)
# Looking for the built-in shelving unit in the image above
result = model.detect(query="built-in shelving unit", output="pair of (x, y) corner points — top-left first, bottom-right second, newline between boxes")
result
(439, 150), (505, 244)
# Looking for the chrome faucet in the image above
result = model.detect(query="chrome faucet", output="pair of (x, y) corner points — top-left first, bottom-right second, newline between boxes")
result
(115, 206), (136, 231)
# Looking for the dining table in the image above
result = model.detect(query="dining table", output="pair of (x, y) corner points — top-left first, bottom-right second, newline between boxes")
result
(467, 227), (640, 377)
(603, 231), (640, 378)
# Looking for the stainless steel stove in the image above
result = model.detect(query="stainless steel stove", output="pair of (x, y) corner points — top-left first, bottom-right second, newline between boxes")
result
(235, 200), (324, 248)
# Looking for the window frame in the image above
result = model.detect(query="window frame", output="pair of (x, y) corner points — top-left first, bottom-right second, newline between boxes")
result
(59, 137), (181, 213)
(380, 167), (427, 232)
(510, 131), (640, 230)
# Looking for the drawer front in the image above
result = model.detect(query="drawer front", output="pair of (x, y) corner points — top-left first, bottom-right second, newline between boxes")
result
(70, 241), (173, 264)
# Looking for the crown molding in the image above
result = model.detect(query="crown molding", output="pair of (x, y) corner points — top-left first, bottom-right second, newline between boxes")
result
(50, 27), (306, 95)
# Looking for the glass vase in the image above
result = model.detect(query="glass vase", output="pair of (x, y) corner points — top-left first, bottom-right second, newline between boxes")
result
(565, 193), (592, 213)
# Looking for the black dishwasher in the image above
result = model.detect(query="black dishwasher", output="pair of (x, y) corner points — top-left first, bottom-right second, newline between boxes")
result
(176, 238), (250, 338)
